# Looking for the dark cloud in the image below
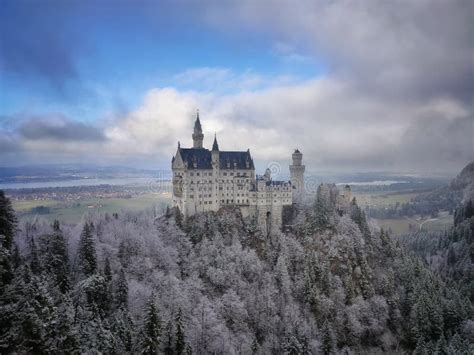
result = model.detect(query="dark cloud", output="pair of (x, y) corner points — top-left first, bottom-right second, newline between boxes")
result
(19, 115), (106, 142)
(399, 114), (474, 171)
(0, 133), (21, 153)
(205, 0), (474, 103)
(0, 1), (83, 88)
(0, 0), (199, 90)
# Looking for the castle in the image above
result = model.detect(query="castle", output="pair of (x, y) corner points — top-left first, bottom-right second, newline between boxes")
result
(171, 112), (305, 233)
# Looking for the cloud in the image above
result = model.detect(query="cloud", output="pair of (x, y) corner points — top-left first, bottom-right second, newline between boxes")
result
(172, 67), (298, 93)
(0, 1), (472, 173)
(100, 78), (473, 173)
(203, 0), (474, 103)
(0, 133), (21, 154)
(272, 42), (312, 63)
(0, 1), (82, 88)
(399, 114), (474, 171)
(18, 115), (106, 142)
(0, 77), (472, 172)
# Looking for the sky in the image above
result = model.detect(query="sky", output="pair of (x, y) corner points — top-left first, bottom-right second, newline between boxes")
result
(0, 0), (473, 174)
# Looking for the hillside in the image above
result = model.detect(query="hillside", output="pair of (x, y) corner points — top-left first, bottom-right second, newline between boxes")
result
(399, 162), (474, 302)
(451, 161), (474, 202)
(0, 185), (473, 354)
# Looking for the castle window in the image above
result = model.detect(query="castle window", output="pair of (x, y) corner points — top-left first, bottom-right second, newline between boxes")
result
(190, 172), (194, 176)
(230, 172), (233, 176)
(197, 172), (200, 176)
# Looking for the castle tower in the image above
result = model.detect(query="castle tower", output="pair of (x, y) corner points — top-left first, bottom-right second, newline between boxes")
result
(211, 134), (220, 210)
(290, 149), (305, 203)
(192, 110), (204, 148)
(211, 133), (219, 166)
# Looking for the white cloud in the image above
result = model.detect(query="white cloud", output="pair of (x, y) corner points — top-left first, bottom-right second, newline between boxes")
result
(91, 74), (471, 173)
(2, 1), (472, 173)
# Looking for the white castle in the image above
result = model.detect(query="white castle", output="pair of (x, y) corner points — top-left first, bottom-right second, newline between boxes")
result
(171, 111), (305, 233)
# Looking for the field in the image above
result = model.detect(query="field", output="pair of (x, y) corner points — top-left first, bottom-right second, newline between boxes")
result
(12, 188), (454, 233)
(13, 193), (172, 225)
(371, 214), (453, 235)
(353, 191), (453, 235)
(353, 191), (427, 208)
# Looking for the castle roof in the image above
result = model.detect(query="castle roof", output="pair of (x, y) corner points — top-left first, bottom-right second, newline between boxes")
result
(178, 148), (254, 170)
(194, 111), (202, 132)
(212, 134), (219, 151)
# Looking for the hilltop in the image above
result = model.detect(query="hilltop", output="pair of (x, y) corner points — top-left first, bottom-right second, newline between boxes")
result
(0, 179), (472, 353)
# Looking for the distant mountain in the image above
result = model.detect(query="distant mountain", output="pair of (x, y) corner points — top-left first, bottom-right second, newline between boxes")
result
(451, 161), (474, 202)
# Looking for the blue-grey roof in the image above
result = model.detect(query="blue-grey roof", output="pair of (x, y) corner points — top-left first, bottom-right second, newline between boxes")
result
(178, 148), (254, 170)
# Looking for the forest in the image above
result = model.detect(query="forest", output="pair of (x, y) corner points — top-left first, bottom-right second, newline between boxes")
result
(0, 164), (473, 354)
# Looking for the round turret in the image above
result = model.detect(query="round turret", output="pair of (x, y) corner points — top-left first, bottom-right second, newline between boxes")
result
(289, 149), (305, 203)
(292, 149), (303, 166)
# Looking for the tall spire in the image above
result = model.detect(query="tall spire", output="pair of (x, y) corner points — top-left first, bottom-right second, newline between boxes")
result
(192, 109), (204, 148)
(194, 109), (202, 132)
(212, 133), (219, 151)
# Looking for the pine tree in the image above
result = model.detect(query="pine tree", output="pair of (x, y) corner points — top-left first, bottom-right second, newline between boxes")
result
(77, 223), (97, 276)
(11, 243), (21, 269)
(115, 268), (128, 310)
(0, 237), (13, 290)
(46, 221), (70, 292)
(175, 308), (186, 355)
(48, 293), (79, 353)
(321, 319), (335, 355)
(104, 256), (112, 283)
(311, 195), (331, 231)
(163, 319), (174, 355)
(10, 266), (56, 353)
(251, 337), (259, 354)
(74, 275), (114, 352)
(0, 193), (16, 292)
(29, 237), (41, 275)
(111, 308), (134, 353)
(141, 294), (161, 354)
(350, 199), (371, 244)
(0, 190), (17, 251)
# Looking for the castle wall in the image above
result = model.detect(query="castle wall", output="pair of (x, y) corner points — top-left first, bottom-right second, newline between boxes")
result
(171, 116), (299, 232)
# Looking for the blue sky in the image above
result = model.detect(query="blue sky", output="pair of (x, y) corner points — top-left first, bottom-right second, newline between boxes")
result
(0, 0), (322, 123)
(0, 0), (472, 172)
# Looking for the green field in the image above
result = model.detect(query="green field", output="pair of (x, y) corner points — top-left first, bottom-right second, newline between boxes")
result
(13, 189), (453, 233)
(372, 214), (453, 235)
(353, 190), (453, 235)
(13, 193), (172, 225)
(353, 191), (426, 208)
